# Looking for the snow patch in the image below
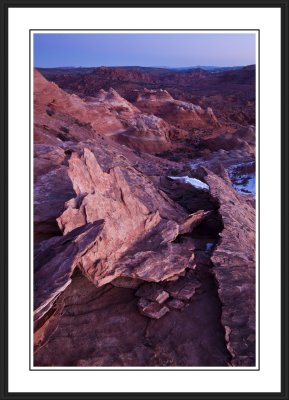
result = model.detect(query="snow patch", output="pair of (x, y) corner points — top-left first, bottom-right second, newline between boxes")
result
(232, 174), (255, 195)
(168, 176), (209, 191)
(227, 161), (256, 196)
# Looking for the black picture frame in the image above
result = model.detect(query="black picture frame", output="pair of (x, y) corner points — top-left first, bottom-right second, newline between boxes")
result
(0, 0), (288, 399)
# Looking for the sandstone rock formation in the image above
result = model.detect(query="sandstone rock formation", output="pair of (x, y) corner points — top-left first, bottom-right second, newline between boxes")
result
(202, 126), (255, 156)
(35, 145), (212, 315)
(34, 69), (173, 153)
(34, 69), (123, 137)
(202, 168), (256, 366)
(40, 65), (255, 127)
(33, 67), (256, 368)
(135, 88), (221, 130)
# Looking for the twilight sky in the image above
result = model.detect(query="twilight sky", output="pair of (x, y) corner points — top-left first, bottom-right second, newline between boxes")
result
(34, 33), (256, 68)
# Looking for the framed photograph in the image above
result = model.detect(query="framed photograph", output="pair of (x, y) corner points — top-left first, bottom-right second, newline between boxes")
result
(1, 0), (288, 398)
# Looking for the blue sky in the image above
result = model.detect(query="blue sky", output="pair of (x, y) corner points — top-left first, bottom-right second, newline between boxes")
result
(34, 33), (256, 68)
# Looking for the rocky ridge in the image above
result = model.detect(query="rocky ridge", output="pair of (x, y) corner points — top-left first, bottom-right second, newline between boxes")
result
(40, 65), (256, 126)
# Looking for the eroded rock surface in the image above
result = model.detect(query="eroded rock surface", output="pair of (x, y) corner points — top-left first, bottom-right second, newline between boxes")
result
(54, 147), (209, 287)
(201, 167), (256, 366)
(34, 220), (104, 322)
(33, 68), (256, 368)
(34, 269), (230, 367)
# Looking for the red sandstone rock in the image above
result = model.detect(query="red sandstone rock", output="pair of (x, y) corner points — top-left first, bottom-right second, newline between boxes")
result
(34, 142), (214, 324)
(164, 277), (201, 301)
(42, 65), (255, 128)
(166, 299), (185, 310)
(138, 298), (170, 319)
(34, 220), (104, 323)
(34, 272), (230, 366)
(135, 283), (169, 304)
(200, 167), (256, 366)
(55, 147), (203, 287)
(135, 88), (221, 131)
(34, 69), (124, 136)
(33, 66), (256, 368)
(178, 210), (211, 234)
(34, 69), (173, 153)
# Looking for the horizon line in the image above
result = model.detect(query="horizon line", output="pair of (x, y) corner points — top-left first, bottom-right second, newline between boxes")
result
(35, 64), (256, 69)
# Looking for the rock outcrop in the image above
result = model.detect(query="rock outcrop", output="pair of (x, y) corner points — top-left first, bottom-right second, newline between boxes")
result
(200, 167), (256, 366)
(34, 144), (76, 242)
(34, 146), (210, 313)
(33, 147), (233, 367)
(34, 220), (104, 322)
(135, 88), (221, 130)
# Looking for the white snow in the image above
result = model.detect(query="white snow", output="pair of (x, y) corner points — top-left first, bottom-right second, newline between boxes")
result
(168, 176), (209, 190)
(232, 174), (255, 195)
(227, 161), (256, 196)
